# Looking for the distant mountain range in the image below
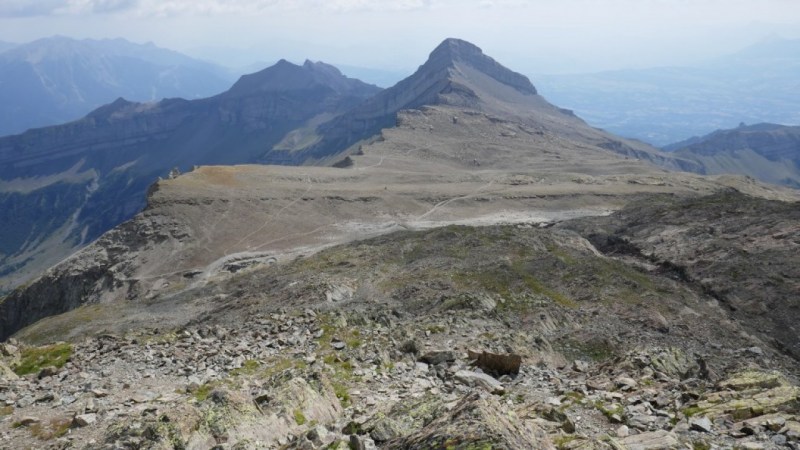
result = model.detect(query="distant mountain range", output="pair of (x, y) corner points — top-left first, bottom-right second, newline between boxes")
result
(665, 123), (800, 188)
(0, 36), (234, 136)
(536, 37), (800, 146)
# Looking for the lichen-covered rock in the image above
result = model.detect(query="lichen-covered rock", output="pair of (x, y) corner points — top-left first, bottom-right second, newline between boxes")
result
(0, 361), (18, 381)
(618, 430), (680, 450)
(361, 393), (447, 443)
(693, 372), (800, 421)
(384, 392), (553, 449)
(719, 371), (787, 391)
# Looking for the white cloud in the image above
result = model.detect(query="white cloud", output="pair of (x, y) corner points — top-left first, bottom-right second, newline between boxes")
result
(1, 0), (798, 73)
(0, 0), (68, 17)
(0, 0), (444, 17)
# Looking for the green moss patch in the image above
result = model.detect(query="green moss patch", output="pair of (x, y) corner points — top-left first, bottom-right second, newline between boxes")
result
(293, 409), (307, 425)
(13, 343), (72, 376)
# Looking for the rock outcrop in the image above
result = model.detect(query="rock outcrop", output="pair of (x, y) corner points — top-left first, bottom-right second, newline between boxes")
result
(562, 189), (800, 361)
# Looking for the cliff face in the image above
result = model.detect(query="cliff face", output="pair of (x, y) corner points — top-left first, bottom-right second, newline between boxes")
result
(0, 199), (194, 340)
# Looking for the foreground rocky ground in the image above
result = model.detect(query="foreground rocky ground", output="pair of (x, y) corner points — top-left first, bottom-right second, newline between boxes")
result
(1, 191), (799, 449)
(1, 309), (799, 449)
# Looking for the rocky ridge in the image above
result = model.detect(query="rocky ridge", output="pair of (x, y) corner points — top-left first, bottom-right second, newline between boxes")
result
(1, 197), (800, 448)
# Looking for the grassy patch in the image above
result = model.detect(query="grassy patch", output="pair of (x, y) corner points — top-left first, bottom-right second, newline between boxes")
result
(0, 406), (12, 416)
(547, 244), (577, 265)
(554, 435), (579, 449)
(454, 261), (577, 311)
(345, 330), (362, 349)
(560, 337), (616, 362)
(594, 400), (625, 421)
(426, 324), (447, 334)
(682, 406), (703, 418)
(564, 391), (585, 403)
(29, 418), (72, 441)
(331, 381), (351, 407)
(293, 409), (307, 426)
(16, 303), (122, 345)
(192, 382), (218, 402)
(13, 343), (72, 376)
(230, 359), (260, 377)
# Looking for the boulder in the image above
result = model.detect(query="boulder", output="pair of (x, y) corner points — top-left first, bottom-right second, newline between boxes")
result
(361, 393), (446, 443)
(689, 416), (713, 432)
(0, 361), (18, 381)
(696, 372), (800, 421)
(454, 370), (504, 394)
(468, 349), (522, 376)
(619, 430), (680, 450)
(73, 413), (97, 427)
(419, 351), (456, 366)
(719, 371), (787, 391)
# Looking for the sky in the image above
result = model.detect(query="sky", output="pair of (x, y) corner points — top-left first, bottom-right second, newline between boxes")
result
(1, 0), (799, 74)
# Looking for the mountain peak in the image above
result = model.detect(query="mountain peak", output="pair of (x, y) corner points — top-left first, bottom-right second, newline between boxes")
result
(429, 38), (484, 63)
(224, 59), (379, 98)
(423, 38), (536, 95)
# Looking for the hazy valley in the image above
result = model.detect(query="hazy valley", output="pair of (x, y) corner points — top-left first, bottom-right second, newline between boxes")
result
(537, 37), (800, 147)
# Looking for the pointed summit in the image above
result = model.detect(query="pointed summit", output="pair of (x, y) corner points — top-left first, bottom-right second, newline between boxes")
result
(423, 38), (536, 95)
(293, 38), (549, 158)
(428, 38), (485, 63)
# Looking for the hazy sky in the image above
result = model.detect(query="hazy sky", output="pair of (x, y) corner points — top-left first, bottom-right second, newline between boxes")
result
(1, 0), (799, 74)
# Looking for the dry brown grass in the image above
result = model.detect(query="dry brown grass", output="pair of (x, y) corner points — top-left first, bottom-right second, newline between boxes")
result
(193, 166), (241, 187)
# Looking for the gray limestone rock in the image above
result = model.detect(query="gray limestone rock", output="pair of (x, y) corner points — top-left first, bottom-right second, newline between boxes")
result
(454, 370), (504, 394)
(620, 430), (680, 450)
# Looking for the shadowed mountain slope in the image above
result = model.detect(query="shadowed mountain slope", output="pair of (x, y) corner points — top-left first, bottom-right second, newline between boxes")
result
(665, 123), (800, 188)
(562, 190), (800, 360)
